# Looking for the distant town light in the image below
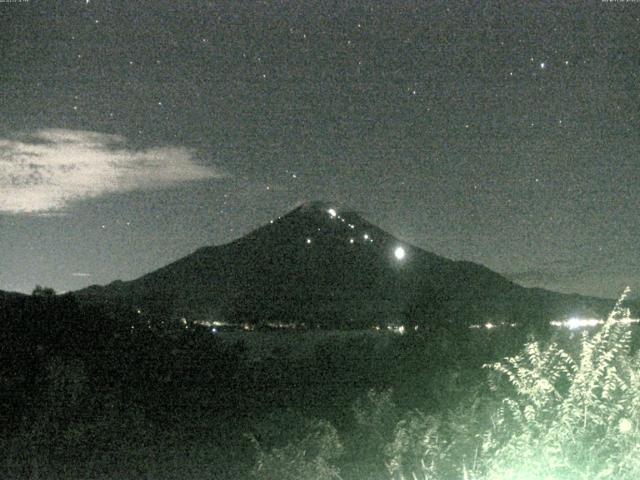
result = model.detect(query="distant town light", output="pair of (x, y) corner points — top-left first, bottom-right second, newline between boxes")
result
(306, 238), (312, 244)
(394, 246), (406, 260)
(549, 316), (617, 329)
(327, 208), (337, 218)
(363, 233), (369, 240)
(567, 317), (583, 330)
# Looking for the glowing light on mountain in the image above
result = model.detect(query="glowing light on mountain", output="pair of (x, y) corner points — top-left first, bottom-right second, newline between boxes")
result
(327, 208), (337, 218)
(306, 238), (312, 244)
(394, 246), (406, 260)
(363, 233), (369, 240)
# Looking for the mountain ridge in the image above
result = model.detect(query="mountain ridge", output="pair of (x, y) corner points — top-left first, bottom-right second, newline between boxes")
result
(74, 201), (616, 329)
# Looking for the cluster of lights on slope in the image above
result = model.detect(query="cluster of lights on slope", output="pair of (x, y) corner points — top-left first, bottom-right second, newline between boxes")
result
(301, 207), (407, 258)
(329, 208), (373, 242)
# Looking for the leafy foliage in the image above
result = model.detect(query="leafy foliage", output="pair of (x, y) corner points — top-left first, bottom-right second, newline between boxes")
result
(249, 418), (344, 480)
(380, 287), (640, 480)
(482, 287), (640, 479)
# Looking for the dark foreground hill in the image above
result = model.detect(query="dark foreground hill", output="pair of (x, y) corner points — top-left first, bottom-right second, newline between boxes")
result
(75, 201), (614, 329)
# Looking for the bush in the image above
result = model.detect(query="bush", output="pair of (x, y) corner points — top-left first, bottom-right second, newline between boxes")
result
(384, 287), (640, 480)
(481, 288), (640, 479)
(249, 418), (343, 480)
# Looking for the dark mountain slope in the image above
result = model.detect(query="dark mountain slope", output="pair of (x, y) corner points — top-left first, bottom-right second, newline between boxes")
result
(75, 201), (614, 328)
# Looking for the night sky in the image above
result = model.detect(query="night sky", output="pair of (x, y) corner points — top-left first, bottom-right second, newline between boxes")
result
(1, 0), (639, 298)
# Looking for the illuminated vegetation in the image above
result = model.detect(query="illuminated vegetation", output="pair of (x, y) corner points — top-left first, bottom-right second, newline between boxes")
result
(248, 289), (640, 479)
(381, 287), (640, 480)
(479, 287), (640, 480)
(1, 288), (639, 479)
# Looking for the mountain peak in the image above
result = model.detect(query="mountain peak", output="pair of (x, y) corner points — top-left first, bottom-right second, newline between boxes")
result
(73, 202), (616, 329)
(293, 200), (354, 218)
(264, 200), (384, 246)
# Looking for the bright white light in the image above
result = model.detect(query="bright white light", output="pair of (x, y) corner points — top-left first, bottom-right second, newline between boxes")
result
(349, 238), (354, 244)
(540, 62), (546, 69)
(564, 317), (602, 330)
(327, 208), (337, 217)
(306, 238), (312, 244)
(566, 317), (582, 330)
(485, 322), (495, 329)
(561, 317), (603, 330)
(363, 233), (369, 240)
(619, 418), (633, 434)
(394, 246), (406, 260)
(387, 324), (405, 334)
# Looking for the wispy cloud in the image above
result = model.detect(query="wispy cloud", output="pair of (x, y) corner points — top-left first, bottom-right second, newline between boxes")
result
(0, 129), (225, 213)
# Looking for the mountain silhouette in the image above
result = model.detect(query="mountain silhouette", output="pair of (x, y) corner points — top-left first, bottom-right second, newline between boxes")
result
(75, 201), (613, 329)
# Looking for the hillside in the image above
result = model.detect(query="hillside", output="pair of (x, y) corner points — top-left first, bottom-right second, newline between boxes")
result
(75, 201), (614, 329)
